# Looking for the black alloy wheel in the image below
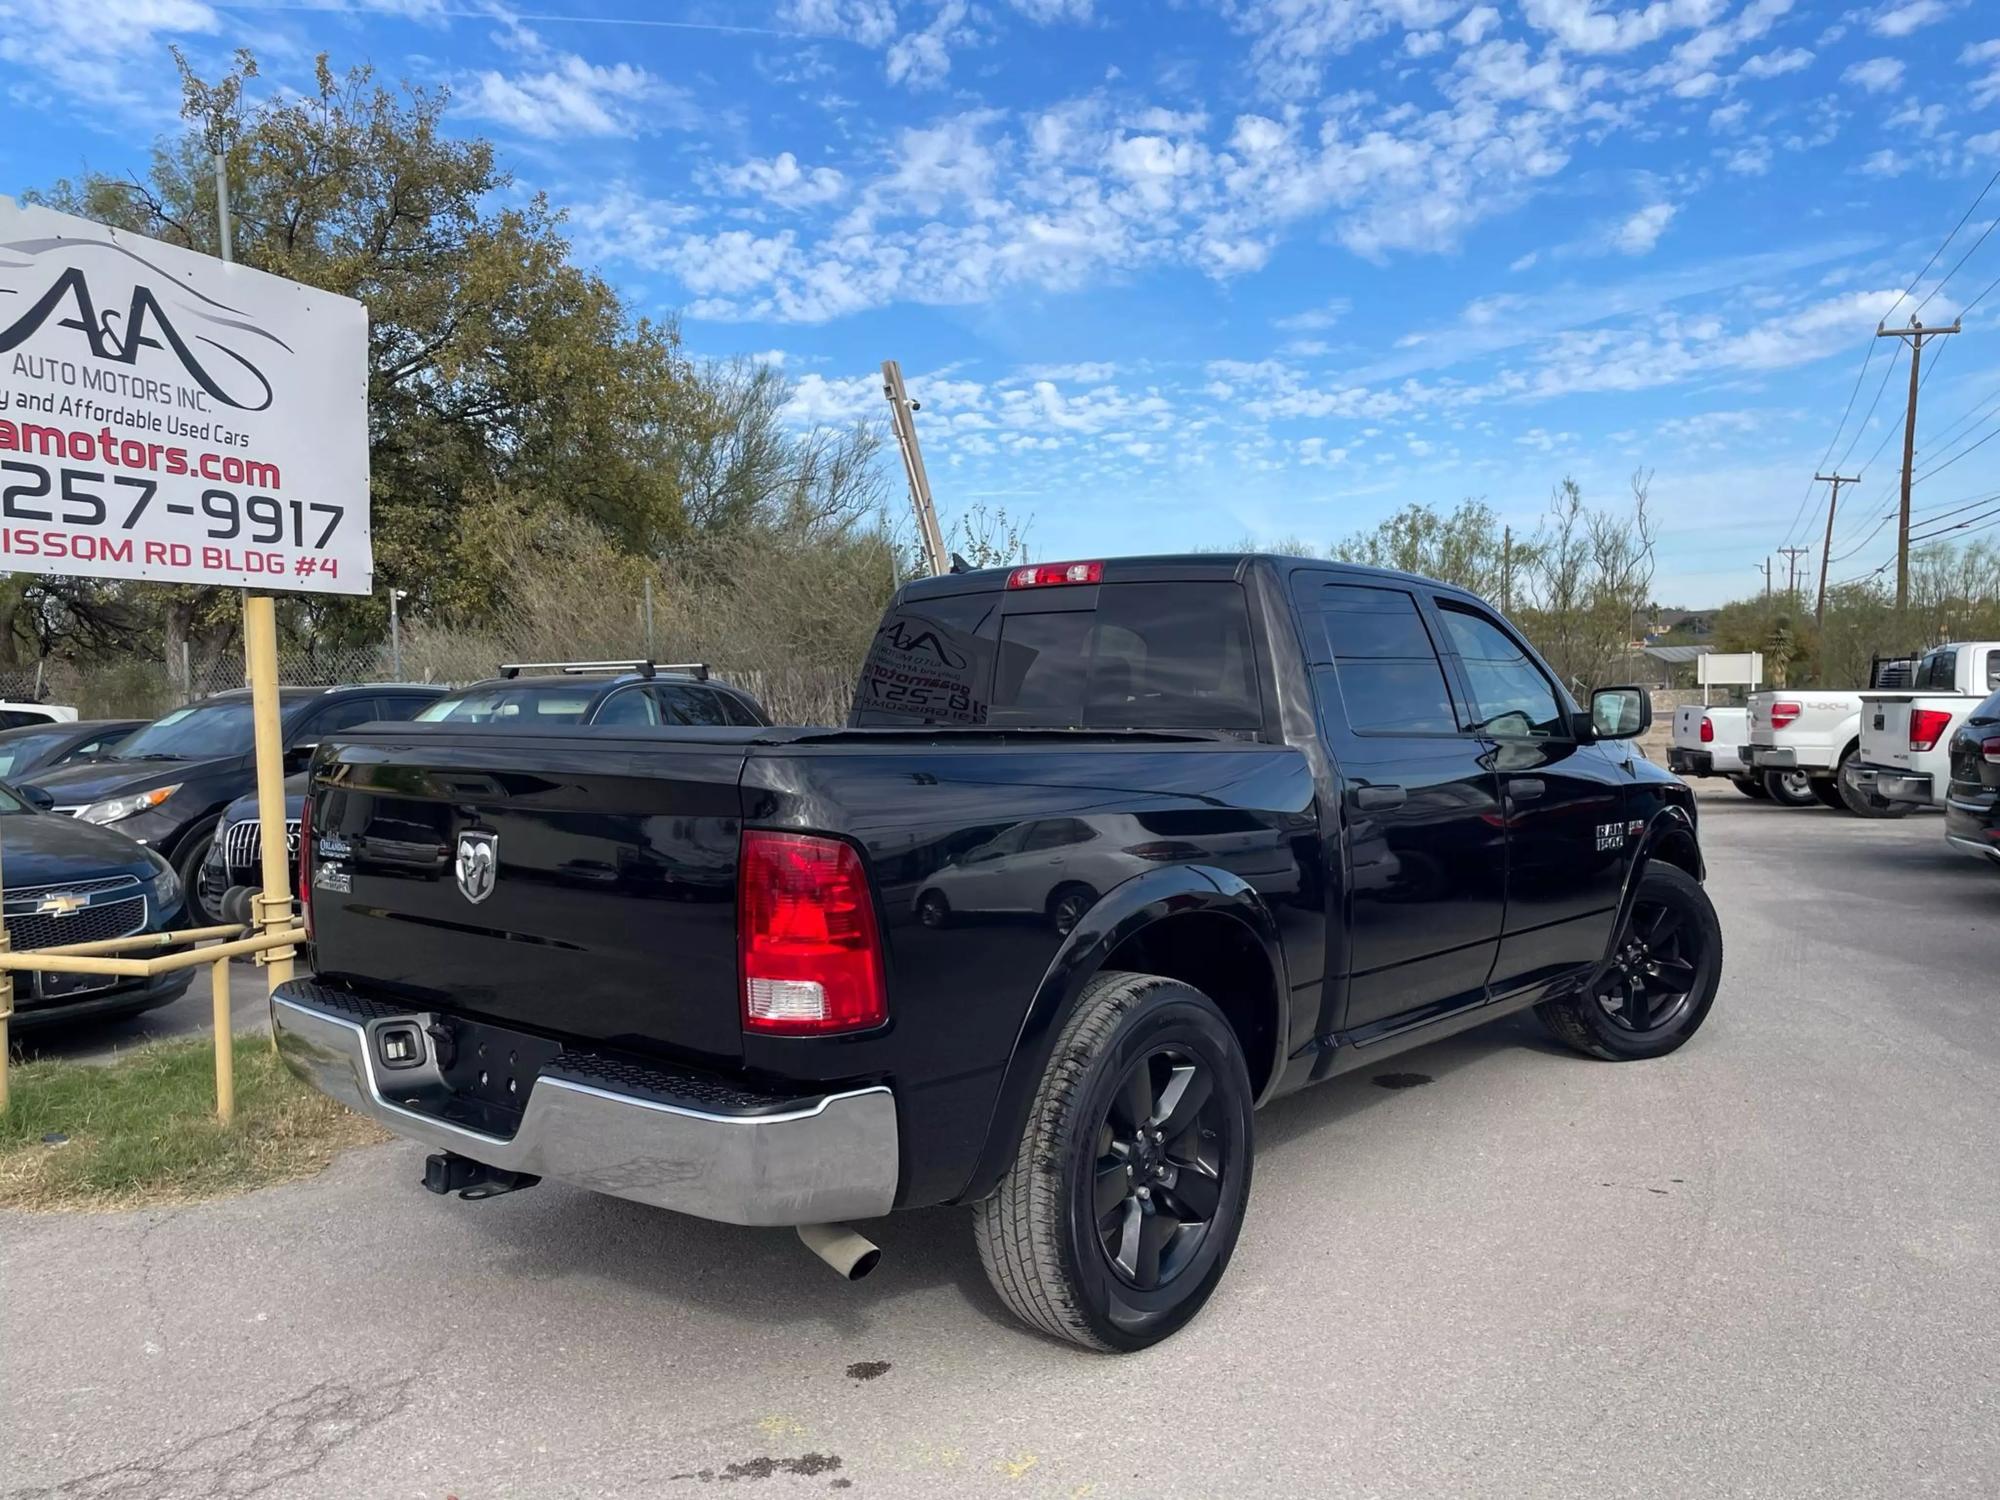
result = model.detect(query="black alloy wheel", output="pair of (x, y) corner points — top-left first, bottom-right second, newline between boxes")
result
(1595, 897), (1701, 1037)
(1537, 862), (1723, 1061)
(1092, 1046), (1231, 1292)
(975, 970), (1254, 1351)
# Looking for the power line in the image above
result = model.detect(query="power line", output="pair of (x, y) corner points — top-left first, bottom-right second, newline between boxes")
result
(1876, 317), (1962, 611)
(1913, 417), (2000, 484)
(1909, 499), (2000, 543)
(1911, 208), (2000, 318)
(1910, 487), (2000, 524)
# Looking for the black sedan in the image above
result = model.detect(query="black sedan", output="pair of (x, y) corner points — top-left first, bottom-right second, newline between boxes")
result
(0, 719), (144, 782)
(0, 781), (191, 1029)
(24, 685), (444, 925)
(1944, 686), (2000, 866)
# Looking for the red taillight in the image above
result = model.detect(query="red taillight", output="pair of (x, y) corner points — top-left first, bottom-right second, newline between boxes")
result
(1981, 735), (2000, 765)
(1910, 708), (1953, 752)
(1769, 701), (1802, 729)
(1006, 560), (1103, 589)
(1699, 715), (1714, 743)
(739, 831), (886, 1035)
(297, 794), (313, 937)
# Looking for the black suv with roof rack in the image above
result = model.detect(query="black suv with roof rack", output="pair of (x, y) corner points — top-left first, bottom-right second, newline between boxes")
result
(413, 660), (770, 729)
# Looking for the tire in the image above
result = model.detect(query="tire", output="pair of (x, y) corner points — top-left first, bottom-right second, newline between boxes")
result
(915, 890), (951, 928)
(1046, 882), (1098, 936)
(1730, 776), (1768, 800)
(1761, 768), (1818, 807)
(173, 822), (222, 926)
(1810, 778), (1847, 811)
(1537, 864), (1723, 1061)
(1835, 751), (1913, 819)
(974, 970), (1255, 1352)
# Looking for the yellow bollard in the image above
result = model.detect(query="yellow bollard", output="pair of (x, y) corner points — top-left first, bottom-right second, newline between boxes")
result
(212, 955), (234, 1125)
(243, 594), (296, 996)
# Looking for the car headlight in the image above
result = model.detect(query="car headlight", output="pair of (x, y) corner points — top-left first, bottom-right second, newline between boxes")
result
(147, 851), (183, 913)
(78, 785), (180, 825)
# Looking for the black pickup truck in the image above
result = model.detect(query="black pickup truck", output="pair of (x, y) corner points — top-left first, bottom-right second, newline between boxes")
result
(275, 554), (1720, 1351)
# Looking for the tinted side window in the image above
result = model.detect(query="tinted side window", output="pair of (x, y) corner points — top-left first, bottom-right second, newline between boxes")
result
(1320, 585), (1459, 735)
(379, 695), (439, 720)
(593, 688), (658, 726)
(1439, 606), (1566, 738)
(991, 583), (1262, 729)
(717, 692), (765, 727)
(1917, 649), (1957, 691)
(658, 685), (729, 726)
(0, 711), (40, 731)
(299, 698), (383, 740)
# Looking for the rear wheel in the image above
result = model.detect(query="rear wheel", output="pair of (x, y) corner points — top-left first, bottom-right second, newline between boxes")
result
(974, 970), (1254, 1352)
(1537, 864), (1723, 1061)
(1730, 776), (1768, 800)
(1762, 768), (1817, 806)
(1046, 882), (1098, 936)
(1810, 778), (1847, 811)
(1836, 751), (1913, 819)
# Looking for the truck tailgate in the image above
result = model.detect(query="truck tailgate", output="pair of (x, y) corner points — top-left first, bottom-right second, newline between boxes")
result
(1861, 695), (1918, 771)
(308, 727), (753, 1066)
(1672, 705), (1705, 749)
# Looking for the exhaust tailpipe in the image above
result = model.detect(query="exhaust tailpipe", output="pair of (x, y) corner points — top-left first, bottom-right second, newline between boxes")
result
(796, 1222), (881, 1281)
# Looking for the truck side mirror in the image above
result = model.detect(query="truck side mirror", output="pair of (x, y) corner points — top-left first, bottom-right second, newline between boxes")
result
(19, 784), (55, 812)
(1589, 687), (1651, 741)
(283, 741), (318, 773)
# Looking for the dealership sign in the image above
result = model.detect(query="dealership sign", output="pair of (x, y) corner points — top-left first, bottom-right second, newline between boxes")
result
(0, 197), (370, 595)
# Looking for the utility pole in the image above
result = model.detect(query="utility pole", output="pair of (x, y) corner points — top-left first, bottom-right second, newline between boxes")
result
(1876, 317), (1961, 615)
(882, 360), (949, 577)
(1812, 472), (1858, 625)
(1500, 526), (1513, 614)
(1778, 545), (1809, 602)
(1759, 557), (1772, 601)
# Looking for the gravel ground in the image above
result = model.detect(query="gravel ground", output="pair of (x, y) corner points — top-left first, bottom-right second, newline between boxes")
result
(3, 784), (1995, 1499)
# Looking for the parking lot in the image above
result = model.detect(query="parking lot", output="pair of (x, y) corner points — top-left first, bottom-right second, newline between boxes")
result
(2, 784), (1995, 1500)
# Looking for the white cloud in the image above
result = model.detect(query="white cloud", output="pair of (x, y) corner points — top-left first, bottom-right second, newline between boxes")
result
(1870, 0), (1948, 38)
(1006, 0), (1093, 18)
(0, 0), (217, 114)
(1739, 46), (1813, 77)
(1723, 141), (1773, 174)
(776, 0), (897, 46)
(1274, 297), (1354, 332)
(1016, 361), (1119, 381)
(886, 0), (975, 90)
(1860, 148), (1908, 176)
(1452, 4), (1501, 45)
(1613, 202), (1676, 255)
(1709, 100), (1748, 131)
(1510, 250), (1541, 271)
(716, 152), (847, 207)
(1520, 0), (1722, 56)
(1842, 56), (1906, 93)
(1966, 39), (2000, 108)
(461, 54), (686, 138)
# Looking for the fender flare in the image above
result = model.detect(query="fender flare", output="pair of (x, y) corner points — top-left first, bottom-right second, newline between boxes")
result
(957, 864), (1289, 1205)
(1598, 804), (1703, 972)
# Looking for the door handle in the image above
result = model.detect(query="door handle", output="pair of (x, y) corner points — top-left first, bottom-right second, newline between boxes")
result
(1351, 784), (1407, 811)
(1510, 777), (1547, 802)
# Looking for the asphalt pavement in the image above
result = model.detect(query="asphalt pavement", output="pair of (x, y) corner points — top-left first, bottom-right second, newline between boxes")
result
(2, 785), (1996, 1498)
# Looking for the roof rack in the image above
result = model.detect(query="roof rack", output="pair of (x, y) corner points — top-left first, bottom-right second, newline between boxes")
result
(495, 660), (709, 682)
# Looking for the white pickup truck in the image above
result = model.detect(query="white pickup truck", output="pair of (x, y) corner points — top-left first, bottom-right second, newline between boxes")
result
(1850, 641), (2000, 812)
(1667, 705), (1766, 797)
(1739, 691), (1871, 809)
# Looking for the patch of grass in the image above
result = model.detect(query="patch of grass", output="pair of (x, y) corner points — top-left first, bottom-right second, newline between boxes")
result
(0, 1034), (385, 1211)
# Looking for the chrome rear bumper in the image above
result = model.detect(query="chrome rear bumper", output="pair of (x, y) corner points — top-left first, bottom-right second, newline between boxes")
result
(272, 988), (899, 1227)
(1849, 764), (1934, 805)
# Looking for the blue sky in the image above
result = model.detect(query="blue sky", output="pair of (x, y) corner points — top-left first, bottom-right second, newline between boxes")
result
(6, 1), (2000, 605)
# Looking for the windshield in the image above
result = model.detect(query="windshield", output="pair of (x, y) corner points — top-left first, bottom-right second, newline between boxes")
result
(0, 784), (25, 815)
(416, 687), (595, 725)
(0, 729), (73, 777)
(114, 701), (265, 760)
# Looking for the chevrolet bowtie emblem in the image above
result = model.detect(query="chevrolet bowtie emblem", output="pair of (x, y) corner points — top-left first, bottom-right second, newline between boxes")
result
(35, 892), (88, 917)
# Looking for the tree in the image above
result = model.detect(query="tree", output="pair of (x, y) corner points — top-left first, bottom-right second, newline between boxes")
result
(1331, 498), (1517, 598)
(1514, 473), (1656, 692)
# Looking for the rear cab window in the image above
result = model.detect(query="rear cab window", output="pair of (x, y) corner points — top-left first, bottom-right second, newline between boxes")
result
(851, 580), (1263, 732)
